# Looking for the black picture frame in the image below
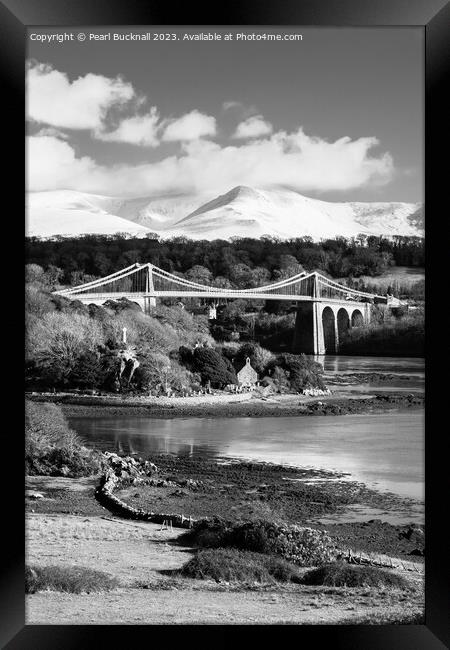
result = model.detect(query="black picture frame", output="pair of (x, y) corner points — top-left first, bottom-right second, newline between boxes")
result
(2, 0), (448, 646)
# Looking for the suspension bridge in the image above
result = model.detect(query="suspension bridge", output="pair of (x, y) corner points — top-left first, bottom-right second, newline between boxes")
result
(54, 262), (391, 355)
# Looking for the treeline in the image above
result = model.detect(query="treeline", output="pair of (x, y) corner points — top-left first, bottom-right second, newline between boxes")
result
(25, 234), (424, 286)
(339, 307), (425, 357)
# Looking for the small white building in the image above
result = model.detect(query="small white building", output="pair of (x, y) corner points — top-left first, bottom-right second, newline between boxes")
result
(237, 357), (258, 388)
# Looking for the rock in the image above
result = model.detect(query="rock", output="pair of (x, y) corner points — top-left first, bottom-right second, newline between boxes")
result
(410, 548), (425, 557)
(26, 491), (44, 500)
(400, 524), (424, 542)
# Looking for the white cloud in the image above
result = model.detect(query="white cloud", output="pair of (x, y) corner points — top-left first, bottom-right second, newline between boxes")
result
(27, 62), (135, 130)
(35, 127), (70, 140)
(162, 110), (216, 142)
(234, 115), (273, 139)
(27, 135), (96, 190)
(222, 100), (242, 111)
(27, 128), (394, 198)
(95, 108), (160, 146)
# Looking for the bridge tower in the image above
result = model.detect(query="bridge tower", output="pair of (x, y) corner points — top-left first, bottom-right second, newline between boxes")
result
(292, 273), (325, 355)
(144, 263), (157, 313)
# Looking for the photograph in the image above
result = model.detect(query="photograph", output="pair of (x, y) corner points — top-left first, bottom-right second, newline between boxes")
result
(23, 23), (427, 627)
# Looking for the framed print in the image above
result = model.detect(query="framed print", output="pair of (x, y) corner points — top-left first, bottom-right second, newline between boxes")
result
(1, 0), (448, 646)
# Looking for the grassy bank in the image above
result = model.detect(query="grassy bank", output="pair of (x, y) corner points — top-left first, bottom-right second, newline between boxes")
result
(26, 400), (104, 477)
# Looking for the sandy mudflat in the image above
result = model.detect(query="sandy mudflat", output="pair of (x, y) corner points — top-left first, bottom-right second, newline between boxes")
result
(25, 462), (424, 626)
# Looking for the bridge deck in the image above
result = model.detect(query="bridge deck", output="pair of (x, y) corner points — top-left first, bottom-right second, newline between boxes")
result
(72, 291), (378, 305)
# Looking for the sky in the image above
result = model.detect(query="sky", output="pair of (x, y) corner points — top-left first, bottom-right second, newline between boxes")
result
(26, 26), (424, 203)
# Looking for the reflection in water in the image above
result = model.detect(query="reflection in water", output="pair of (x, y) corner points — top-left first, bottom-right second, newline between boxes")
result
(70, 410), (424, 501)
(86, 420), (218, 460)
(315, 355), (425, 376)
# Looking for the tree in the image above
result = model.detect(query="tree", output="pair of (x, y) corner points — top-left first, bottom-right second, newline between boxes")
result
(271, 366), (290, 392)
(27, 312), (103, 388)
(71, 350), (103, 389)
(229, 263), (253, 288)
(234, 342), (275, 375)
(135, 352), (172, 394)
(186, 265), (213, 285)
(192, 347), (237, 388)
(43, 265), (64, 289)
(279, 353), (325, 392)
(70, 270), (98, 287)
(25, 284), (55, 318)
(25, 263), (45, 284)
(250, 266), (271, 287)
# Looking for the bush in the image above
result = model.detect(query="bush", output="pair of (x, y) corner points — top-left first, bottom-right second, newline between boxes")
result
(26, 445), (104, 478)
(192, 347), (237, 388)
(25, 400), (104, 477)
(179, 548), (300, 584)
(25, 565), (119, 594)
(234, 342), (275, 375)
(277, 354), (326, 392)
(182, 518), (337, 567)
(301, 562), (408, 588)
(25, 401), (79, 451)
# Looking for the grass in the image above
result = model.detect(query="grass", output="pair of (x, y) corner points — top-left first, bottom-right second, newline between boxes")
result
(178, 548), (301, 584)
(301, 562), (408, 589)
(336, 611), (424, 625)
(25, 565), (119, 594)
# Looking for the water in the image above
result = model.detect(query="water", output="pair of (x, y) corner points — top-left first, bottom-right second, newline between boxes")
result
(70, 412), (424, 501)
(320, 355), (425, 393)
(320, 355), (424, 376)
(68, 357), (424, 503)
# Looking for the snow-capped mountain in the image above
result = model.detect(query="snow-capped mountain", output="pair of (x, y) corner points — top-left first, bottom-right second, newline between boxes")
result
(26, 191), (152, 238)
(166, 186), (424, 240)
(26, 186), (424, 241)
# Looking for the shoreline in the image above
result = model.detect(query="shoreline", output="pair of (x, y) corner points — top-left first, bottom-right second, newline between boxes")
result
(26, 453), (425, 551)
(26, 390), (425, 419)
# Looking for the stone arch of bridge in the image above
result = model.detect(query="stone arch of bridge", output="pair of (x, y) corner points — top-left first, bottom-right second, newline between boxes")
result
(351, 309), (365, 327)
(322, 306), (336, 354)
(337, 307), (351, 344)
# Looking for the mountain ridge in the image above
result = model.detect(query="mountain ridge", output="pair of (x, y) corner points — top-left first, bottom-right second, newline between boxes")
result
(26, 186), (424, 241)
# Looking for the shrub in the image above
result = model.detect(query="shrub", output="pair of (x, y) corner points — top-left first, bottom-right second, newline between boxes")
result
(25, 565), (119, 594)
(234, 342), (275, 375)
(278, 353), (326, 391)
(25, 401), (79, 451)
(25, 400), (104, 477)
(192, 347), (237, 388)
(269, 366), (290, 392)
(182, 518), (337, 567)
(26, 311), (104, 387)
(179, 548), (300, 584)
(301, 562), (408, 588)
(26, 445), (105, 478)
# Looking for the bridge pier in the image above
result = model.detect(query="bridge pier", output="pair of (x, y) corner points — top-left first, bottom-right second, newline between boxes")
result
(133, 296), (156, 314)
(292, 301), (371, 355)
(292, 302), (325, 355)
